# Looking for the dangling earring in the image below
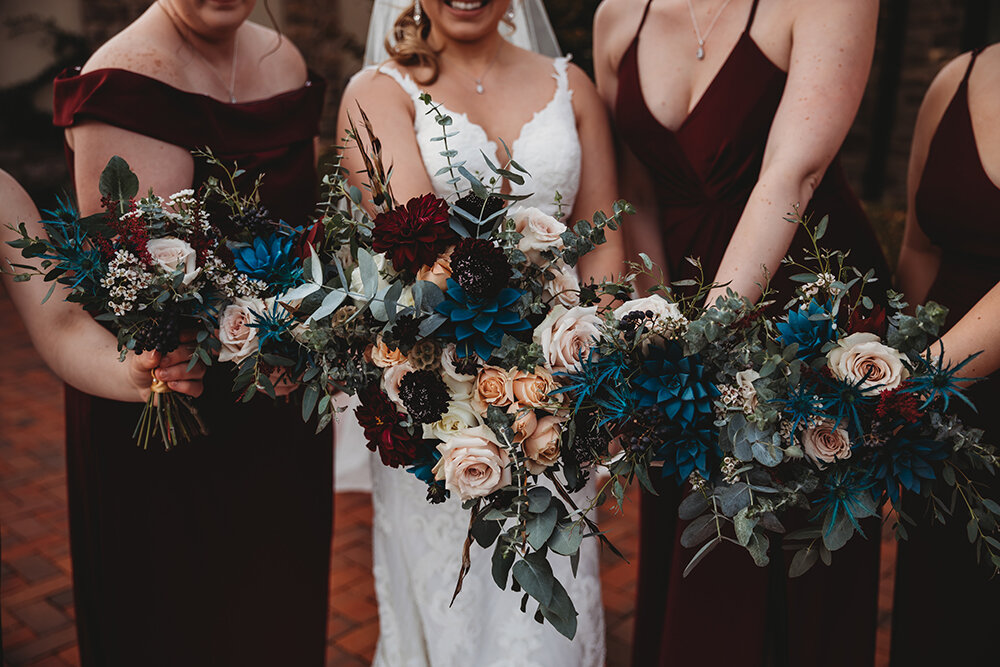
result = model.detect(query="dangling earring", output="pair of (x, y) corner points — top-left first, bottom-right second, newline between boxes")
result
(413, 0), (422, 26)
(504, 1), (516, 24)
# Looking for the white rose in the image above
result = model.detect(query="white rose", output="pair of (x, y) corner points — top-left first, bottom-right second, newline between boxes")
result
(511, 206), (566, 262)
(349, 253), (415, 309)
(735, 369), (761, 412)
(147, 237), (202, 286)
(422, 399), (483, 442)
(381, 361), (416, 411)
(533, 305), (602, 373)
(544, 263), (581, 308)
(802, 419), (853, 466)
(613, 295), (687, 336)
(432, 424), (512, 500)
(827, 332), (909, 393)
(218, 296), (267, 363)
(441, 343), (476, 399)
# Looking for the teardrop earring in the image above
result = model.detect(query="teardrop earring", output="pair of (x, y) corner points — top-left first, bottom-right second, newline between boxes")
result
(413, 0), (422, 26)
(504, 1), (516, 24)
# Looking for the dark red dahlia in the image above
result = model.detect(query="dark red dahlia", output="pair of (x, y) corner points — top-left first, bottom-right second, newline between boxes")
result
(296, 220), (325, 259)
(875, 386), (923, 423)
(355, 384), (418, 468)
(450, 237), (512, 301)
(848, 304), (888, 338)
(372, 194), (455, 275)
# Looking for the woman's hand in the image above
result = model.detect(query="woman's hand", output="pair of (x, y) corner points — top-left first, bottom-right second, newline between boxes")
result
(267, 368), (299, 398)
(128, 332), (206, 401)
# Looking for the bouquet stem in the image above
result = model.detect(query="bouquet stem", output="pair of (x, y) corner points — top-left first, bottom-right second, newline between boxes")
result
(134, 372), (208, 450)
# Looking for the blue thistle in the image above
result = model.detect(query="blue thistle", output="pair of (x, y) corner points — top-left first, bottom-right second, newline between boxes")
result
(634, 342), (720, 428)
(232, 235), (302, 291)
(870, 423), (950, 504)
(812, 468), (877, 535)
(246, 299), (294, 346)
(558, 349), (634, 418)
(900, 349), (983, 412)
(816, 372), (877, 436)
(771, 382), (823, 433)
(435, 278), (530, 361)
(776, 300), (835, 359)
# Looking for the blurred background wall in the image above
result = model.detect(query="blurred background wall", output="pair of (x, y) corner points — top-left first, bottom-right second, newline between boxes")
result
(2, 0), (1000, 258)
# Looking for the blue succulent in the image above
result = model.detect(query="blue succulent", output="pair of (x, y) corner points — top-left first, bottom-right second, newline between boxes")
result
(435, 278), (531, 361)
(634, 342), (720, 428)
(656, 418), (720, 482)
(870, 424), (950, 503)
(776, 300), (835, 359)
(232, 234), (302, 291)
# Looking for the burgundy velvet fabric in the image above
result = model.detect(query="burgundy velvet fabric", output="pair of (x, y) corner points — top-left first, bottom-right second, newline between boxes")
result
(890, 49), (1000, 667)
(614, 2), (886, 665)
(52, 67), (332, 667)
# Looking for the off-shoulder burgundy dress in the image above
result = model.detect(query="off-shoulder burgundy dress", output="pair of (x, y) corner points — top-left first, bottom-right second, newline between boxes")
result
(53, 67), (332, 667)
(614, 1), (887, 665)
(890, 48), (1000, 667)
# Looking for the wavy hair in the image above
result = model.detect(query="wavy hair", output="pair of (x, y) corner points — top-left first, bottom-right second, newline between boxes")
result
(385, 3), (441, 85)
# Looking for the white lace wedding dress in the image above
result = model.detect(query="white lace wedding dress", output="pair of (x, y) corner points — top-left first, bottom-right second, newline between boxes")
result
(337, 56), (605, 667)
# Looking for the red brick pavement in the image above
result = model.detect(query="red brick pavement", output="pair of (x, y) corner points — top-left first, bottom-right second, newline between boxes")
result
(0, 284), (891, 666)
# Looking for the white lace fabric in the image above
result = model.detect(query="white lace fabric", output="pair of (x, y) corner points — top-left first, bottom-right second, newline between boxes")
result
(337, 55), (604, 667)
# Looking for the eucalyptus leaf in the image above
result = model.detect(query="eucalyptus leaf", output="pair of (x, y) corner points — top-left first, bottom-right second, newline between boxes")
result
(547, 521), (584, 557)
(512, 554), (554, 607)
(526, 505), (559, 550)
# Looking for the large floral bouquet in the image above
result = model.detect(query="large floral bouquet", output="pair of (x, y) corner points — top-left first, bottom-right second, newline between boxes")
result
(5, 157), (225, 448)
(283, 104), (631, 638)
(571, 216), (1000, 577)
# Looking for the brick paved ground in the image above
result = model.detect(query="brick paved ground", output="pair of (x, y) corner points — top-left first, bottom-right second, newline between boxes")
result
(0, 284), (890, 666)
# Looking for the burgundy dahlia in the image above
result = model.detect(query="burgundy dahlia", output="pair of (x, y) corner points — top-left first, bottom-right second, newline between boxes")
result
(450, 237), (512, 301)
(355, 384), (418, 468)
(372, 193), (456, 275)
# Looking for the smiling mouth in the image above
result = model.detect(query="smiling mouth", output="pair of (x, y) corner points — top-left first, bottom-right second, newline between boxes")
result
(443, 0), (493, 10)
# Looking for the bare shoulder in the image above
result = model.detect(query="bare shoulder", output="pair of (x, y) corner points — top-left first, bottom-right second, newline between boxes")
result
(81, 18), (182, 81)
(916, 52), (972, 128)
(971, 43), (1000, 97)
(338, 64), (415, 116)
(593, 0), (646, 70)
(243, 20), (308, 84)
(566, 61), (601, 106)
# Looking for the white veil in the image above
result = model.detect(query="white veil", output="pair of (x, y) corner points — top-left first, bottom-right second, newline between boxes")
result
(363, 0), (562, 67)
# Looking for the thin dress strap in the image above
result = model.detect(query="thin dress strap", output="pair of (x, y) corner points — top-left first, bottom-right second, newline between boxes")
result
(636, 0), (656, 39)
(961, 48), (983, 85)
(745, 0), (761, 33)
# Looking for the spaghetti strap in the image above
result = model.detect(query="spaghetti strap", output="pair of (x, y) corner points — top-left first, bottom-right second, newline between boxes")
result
(745, 0), (761, 33)
(636, 0), (656, 37)
(962, 48), (983, 85)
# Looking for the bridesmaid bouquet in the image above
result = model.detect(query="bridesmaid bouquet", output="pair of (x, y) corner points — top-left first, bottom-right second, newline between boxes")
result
(572, 215), (1000, 577)
(4, 157), (223, 448)
(282, 104), (631, 639)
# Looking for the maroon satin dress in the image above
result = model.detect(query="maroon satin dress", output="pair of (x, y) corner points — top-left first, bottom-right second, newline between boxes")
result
(615, 1), (887, 665)
(890, 48), (1000, 667)
(52, 67), (332, 667)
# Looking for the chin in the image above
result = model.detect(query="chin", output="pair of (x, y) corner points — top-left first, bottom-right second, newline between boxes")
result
(173, 0), (255, 34)
(427, 0), (507, 41)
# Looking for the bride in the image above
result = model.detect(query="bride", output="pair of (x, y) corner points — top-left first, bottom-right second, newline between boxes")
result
(335, 1), (622, 665)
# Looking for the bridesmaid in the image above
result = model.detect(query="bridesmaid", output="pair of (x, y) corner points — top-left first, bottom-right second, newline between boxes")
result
(892, 44), (1000, 666)
(51, 2), (332, 665)
(593, 1), (887, 665)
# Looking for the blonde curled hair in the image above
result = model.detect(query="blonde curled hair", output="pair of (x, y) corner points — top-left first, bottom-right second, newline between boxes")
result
(385, 3), (441, 86)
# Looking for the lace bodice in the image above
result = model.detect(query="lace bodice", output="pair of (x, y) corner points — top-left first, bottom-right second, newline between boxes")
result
(368, 57), (582, 216)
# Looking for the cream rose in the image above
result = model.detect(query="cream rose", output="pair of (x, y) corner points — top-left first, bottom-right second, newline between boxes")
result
(349, 253), (414, 308)
(735, 369), (761, 412)
(218, 296), (267, 363)
(523, 415), (563, 474)
(544, 263), (581, 308)
(802, 419), (853, 466)
(433, 425), (512, 500)
(422, 399), (483, 442)
(441, 344), (476, 399)
(511, 206), (567, 262)
(613, 295), (687, 336)
(381, 361), (416, 411)
(147, 237), (201, 286)
(827, 332), (909, 393)
(416, 251), (453, 291)
(472, 365), (515, 415)
(371, 337), (407, 368)
(511, 367), (558, 409)
(533, 305), (602, 373)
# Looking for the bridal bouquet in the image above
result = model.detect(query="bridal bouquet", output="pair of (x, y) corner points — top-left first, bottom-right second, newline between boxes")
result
(284, 104), (631, 638)
(5, 157), (222, 448)
(573, 215), (1000, 577)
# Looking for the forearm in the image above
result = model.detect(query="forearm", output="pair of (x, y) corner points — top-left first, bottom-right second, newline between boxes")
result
(575, 227), (626, 286)
(934, 281), (1000, 380)
(896, 243), (941, 312)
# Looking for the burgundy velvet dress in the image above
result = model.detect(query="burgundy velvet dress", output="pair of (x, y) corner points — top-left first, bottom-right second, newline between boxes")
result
(890, 48), (1000, 667)
(52, 67), (333, 667)
(614, 1), (887, 665)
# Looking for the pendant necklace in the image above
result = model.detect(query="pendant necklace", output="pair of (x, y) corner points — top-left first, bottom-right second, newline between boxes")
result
(443, 42), (503, 95)
(685, 0), (736, 60)
(158, 1), (240, 103)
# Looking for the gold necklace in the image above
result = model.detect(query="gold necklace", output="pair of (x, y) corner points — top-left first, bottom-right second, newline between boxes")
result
(158, 1), (240, 103)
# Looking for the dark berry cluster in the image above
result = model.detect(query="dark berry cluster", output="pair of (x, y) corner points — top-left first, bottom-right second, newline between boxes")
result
(132, 312), (182, 355)
(451, 237), (511, 301)
(619, 309), (657, 342)
(386, 314), (422, 352)
(452, 354), (481, 378)
(455, 193), (505, 226)
(232, 206), (277, 237)
(399, 370), (451, 424)
(426, 483), (449, 504)
(621, 406), (670, 454)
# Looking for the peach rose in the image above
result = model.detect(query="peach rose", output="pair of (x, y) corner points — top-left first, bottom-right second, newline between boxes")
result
(544, 263), (581, 308)
(827, 332), (909, 393)
(533, 305), (602, 373)
(381, 361), (416, 411)
(523, 415), (563, 474)
(372, 337), (407, 368)
(433, 425), (512, 500)
(146, 237), (202, 286)
(472, 365), (514, 415)
(218, 297), (266, 363)
(416, 251), (453, 291)
(802, 419), (853, 466)
(511, 206), (567, 262)
(508, 406), (539, 444)
(511, 367), (558, 409)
